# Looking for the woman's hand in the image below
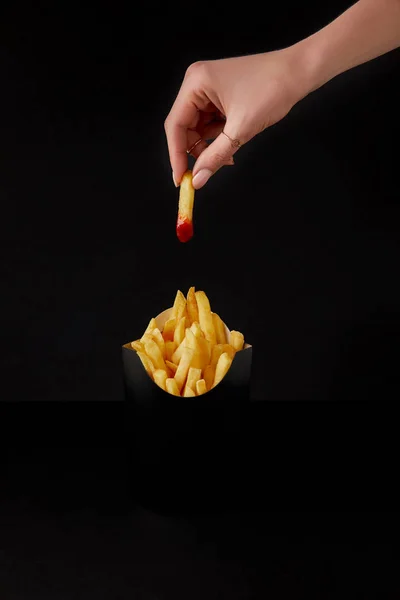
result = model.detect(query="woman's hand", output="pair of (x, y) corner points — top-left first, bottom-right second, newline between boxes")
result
(164, 48), (310, 190)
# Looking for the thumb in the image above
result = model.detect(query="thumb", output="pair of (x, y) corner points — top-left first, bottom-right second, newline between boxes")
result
(192, 122), (243, 190)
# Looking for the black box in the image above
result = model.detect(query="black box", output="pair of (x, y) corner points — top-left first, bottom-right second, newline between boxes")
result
(122, 307), (252, 514)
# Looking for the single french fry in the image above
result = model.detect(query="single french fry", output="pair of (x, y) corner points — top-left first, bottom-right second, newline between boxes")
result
(131, 340), (144, 352)
(183, 386), (196, 397)
(174, 347), (194, 392)
(162, 317), (176, 342)
(137, 351), (155, 379)
(176, 170), (195, 243)
(144, 317), (157, 336)
(140, 332), (154, 345)
(230, 330), (245, 351)
(166, 360), (177, 374)
(195, 290), (216, 346)
(186, 286), (199, 325)
(184, 328), (204, 370)
(171, 335), (188, 365)
(198, 336), (211, 365)
(210, 344), (226, 369)
(212, 312), (227, 345)
(174, 315), (186, 347)
(165, 341), (176, 362)
(203, 364), (215, 391)
(171, 290), (187, 323)
(186, 367), (202, 394)
(144, 339), (168, 372)
(212, 352), (232, 388)
(190, 321), (203, 338)
(166, 378), (180, 396)
(149, 328), (166, 357)
(196, 379), (207, 396)
(220, 343), (236, 360)
(153, 369), (168, 391)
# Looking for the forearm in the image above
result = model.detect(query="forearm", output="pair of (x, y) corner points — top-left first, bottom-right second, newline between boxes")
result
(293, 0), (400, 93)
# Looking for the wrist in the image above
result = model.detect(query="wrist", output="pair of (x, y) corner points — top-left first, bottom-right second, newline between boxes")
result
(286, 33), (340, 98)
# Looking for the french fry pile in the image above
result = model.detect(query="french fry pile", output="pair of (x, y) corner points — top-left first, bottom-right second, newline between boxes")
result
(131, 287), (245, 396)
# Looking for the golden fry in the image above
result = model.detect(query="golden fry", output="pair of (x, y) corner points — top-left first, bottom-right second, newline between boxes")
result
(174, 316), (186, 346)
(162, 318), (176, 342)
(174, 347), (194, 392)
(213, 352), (232, 388)
(183, 386), (196, 397)
(131, 340), (143, 352)
(171, 335), (187, 365)
(186, 286), (199, 325)
(153, 369), (168, 391)
(149, 328), (165, 357)
(195, 290), (216, 345)
(165, 341), (176, 362)
(171, 290), (187, 323)
(203, 364), (215, 391)
(186, 367), (202, 394)
(143, 339), (168, 372)
(184, 328), (205, 370)
(190, 321), (203, 338)
(166, 360), (177, 374)
(196, 379), (207, 396)
(166, 378), (180, 396)
(212, 312), (227, 345)
(137, 351), (155, 379)
(144, 317), (157, 336)
(230, 330), (245, 351)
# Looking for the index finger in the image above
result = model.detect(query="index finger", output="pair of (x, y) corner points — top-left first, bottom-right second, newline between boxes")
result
(164, 92), (199, 186)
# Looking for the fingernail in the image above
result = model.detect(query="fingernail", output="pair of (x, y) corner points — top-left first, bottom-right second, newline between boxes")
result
(192, 168), (212, 189)
(172, 171), (178, 187)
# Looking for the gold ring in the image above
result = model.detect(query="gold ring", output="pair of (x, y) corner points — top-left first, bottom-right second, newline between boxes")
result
(187, 138), (203, 154)
(222, 130), (241, 149)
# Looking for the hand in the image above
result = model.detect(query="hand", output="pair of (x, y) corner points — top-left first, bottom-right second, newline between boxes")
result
(164, 48), (310, 190)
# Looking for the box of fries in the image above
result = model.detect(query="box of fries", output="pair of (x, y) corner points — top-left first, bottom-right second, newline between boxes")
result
(122, 286), (252, 512)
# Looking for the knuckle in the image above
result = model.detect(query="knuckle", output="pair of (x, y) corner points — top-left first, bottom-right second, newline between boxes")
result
(185, 60), (208, 80)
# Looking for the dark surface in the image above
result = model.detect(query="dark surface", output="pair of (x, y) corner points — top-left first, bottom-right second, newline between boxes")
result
(1, 1), (400, 597)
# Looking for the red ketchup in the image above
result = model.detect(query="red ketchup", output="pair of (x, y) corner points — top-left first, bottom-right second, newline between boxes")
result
(176, 214), (193, 243)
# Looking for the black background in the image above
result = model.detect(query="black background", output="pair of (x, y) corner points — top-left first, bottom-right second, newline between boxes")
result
(1, 1), (400, 597)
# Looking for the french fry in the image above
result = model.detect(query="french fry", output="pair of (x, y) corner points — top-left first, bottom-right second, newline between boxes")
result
(153, 369), (168, 391)
(131, 340), (144, 352)
(174, 347), (194, 392)
(186, 367), (202, 394)
(230, 330), (245, 351)
(137, 351), (155, 379)
(203, 364), (215, 391)
(184, 328), (205, 370)
(149, 328), (165, 357)
(166, 378), (180, 396)
(190, 321), (203, 338)
(144, 317), (157, 335)
(212, 312), (227, 345)
(166, 360), (177, 374)
(212, 352), (232, 388)
(187, 286), (199, 324)
(174, 315), (186, 346)
(165, 341), (176, 362)
(171, 290), (187, 323)
(143, 339), (168, 372)
(210, 344), (235, 368)
(195, 290), (216, 345)
(183, 386), (196, 397)
(176, 170), (195, 243)
(171, 335), (188, 365)
(162, 318), (176, 342)
(196, 379), (207, 396)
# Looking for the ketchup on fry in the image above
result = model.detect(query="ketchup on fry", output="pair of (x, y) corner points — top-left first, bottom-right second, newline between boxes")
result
(176, 214), (193, 243)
